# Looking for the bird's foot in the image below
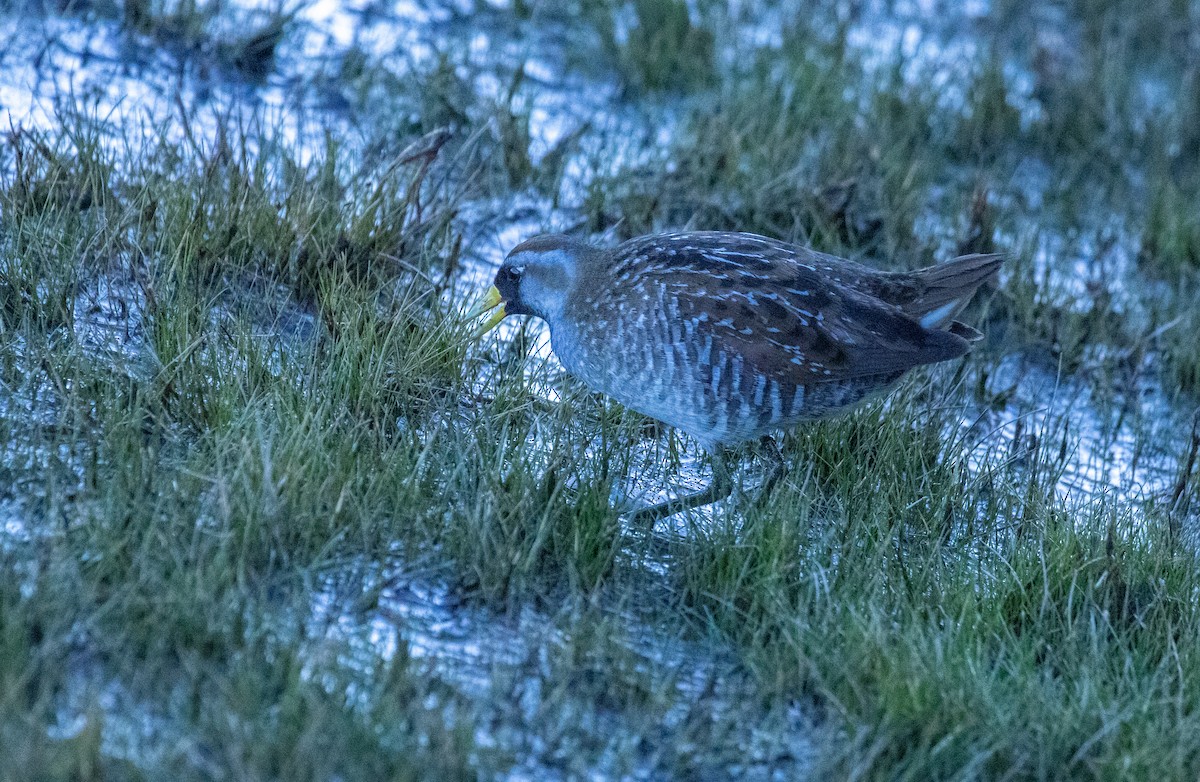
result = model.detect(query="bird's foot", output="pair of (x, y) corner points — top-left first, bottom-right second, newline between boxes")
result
(627, 450), (734, 526)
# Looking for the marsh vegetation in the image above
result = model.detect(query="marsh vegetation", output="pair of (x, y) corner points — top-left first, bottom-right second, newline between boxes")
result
(2, 0), (1200, 778)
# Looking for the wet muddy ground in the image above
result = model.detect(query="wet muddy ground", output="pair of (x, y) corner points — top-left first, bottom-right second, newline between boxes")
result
(3, 0), (1200, 779)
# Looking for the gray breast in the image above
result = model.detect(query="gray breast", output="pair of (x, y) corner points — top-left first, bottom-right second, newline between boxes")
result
(549, 268), (910, 447)
(550, 293), (721, 446)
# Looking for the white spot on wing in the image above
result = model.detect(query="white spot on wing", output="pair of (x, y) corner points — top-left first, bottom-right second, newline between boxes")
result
(919, 299), (960, 329)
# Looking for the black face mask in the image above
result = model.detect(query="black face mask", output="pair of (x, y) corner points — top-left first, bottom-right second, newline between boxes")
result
(494, 264), (530, 316)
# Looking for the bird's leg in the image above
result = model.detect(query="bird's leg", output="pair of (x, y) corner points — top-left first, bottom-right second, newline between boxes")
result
(628, 446), (734, 526)
(755, 435), (788, 504)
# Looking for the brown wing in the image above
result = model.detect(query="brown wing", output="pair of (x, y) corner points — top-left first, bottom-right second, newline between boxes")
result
(620, 234), (971, 385)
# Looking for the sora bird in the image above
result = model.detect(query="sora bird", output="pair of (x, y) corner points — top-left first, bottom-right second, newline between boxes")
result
(470, 231), (1002, 523)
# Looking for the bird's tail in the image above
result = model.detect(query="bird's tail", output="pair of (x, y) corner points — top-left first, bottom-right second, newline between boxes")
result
(903, 253), (1004, 338)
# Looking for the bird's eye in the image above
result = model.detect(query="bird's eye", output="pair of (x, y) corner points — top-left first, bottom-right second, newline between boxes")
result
(506, 265), (525, 282)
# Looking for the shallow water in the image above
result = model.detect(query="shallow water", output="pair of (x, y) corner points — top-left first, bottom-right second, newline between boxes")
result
(308, 557), (821, 779)
(965, 352), (1198, 522)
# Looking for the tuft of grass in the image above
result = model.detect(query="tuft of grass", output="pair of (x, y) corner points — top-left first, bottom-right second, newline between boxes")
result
(0, 562), (112, 782)
(220, 11), (295, 80)
(954, 55), (1023, 163)
(436, 379), (633, 605)
(1158, 279), (1200, 396)
(1139, 173), (1200, 275)
(672, 400), (1200, 777)
(588, 0), (715, 91)
(584, 32), (934, 262)
(118, 1), (294, 81)
(0, 85), (486, 773)
(811, 512), (1200, 779)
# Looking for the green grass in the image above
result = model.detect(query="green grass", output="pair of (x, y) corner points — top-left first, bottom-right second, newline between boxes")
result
(116, 0), (295, 80)
(586, 0), (716, 91)
(1140, 172), (1200, 275)
(673, 395), (1200, 777)
(583, 29), (935, 260)
(3, 0), (1200, 779)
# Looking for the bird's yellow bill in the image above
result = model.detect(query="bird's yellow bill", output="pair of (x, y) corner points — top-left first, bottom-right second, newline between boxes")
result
(467, 285), (506, 337)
